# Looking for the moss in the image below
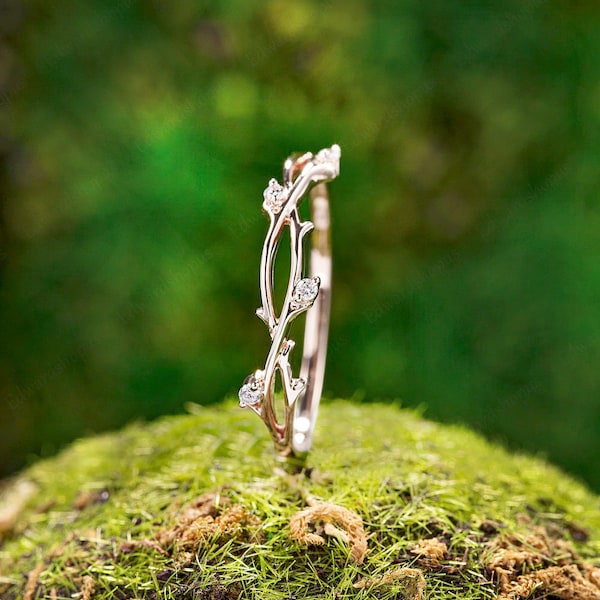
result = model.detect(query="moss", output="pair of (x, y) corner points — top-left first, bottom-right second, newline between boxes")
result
(0, 400), (599, 599)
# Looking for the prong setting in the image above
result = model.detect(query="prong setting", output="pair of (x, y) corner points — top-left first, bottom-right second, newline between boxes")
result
(262, 178), (289, 214)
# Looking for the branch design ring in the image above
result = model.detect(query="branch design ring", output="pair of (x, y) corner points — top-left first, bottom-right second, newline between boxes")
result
(238, 145), (341, 460)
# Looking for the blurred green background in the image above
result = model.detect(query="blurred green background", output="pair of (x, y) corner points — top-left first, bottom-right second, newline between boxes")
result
(1, 0), (599, 489)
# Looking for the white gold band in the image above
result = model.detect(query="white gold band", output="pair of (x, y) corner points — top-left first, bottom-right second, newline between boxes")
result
(239, 145), (341, 459)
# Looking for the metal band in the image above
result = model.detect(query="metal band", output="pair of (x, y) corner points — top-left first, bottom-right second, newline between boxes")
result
(238, 145), (340, 459)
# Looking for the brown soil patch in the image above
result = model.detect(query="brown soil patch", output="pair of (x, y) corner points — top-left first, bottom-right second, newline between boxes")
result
(484, 525), (600, 600)
(120, 491), (261, 561)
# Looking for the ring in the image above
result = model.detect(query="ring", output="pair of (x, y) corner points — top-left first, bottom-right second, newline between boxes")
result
(238, 144), (341, 460)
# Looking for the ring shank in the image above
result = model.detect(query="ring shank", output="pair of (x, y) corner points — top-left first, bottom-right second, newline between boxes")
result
(293, 182), (331, 455)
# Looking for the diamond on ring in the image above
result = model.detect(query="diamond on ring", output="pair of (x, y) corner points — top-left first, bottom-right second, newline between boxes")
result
(238, 383), (262, 408)
(293, 277), (320, 306)
(238, 372), (263, 409)
(262, 178), (288, 214)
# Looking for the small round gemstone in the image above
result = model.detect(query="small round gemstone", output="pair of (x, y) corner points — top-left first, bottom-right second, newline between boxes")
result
(263, 178), (288, 214)
(238, 383), (262, 407)
(293, 277), (320, 304)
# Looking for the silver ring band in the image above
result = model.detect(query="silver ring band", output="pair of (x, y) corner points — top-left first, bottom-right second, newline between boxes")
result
(239, 145), (341, 459)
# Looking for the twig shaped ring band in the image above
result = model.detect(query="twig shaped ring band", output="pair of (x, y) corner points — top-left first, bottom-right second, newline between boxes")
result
(238, 145), (341, 459)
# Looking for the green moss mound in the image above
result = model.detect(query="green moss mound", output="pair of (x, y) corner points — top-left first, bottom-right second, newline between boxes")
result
(0, 400), (599, 600)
